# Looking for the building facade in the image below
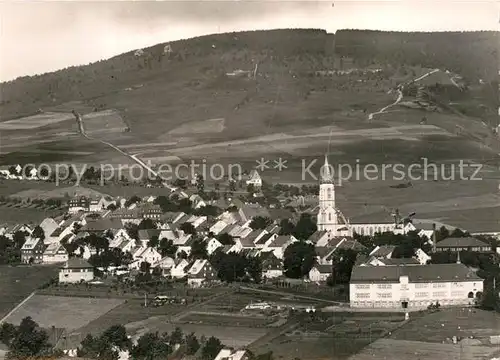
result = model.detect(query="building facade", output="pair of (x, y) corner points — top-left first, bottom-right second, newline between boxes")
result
(349, 263), (483, 309)
(59, 258), (95, 283)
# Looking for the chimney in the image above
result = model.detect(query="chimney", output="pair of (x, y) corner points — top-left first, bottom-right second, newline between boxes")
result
(456, 251), (461, 264)
(432, 223), (437, 253)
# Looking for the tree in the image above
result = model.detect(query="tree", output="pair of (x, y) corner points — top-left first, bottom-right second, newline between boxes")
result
(131, 332), (172, 360)
(249, 216), (273, 230)
(292, 213), (317, 240)
(214, 252), (248, 282)
(12, 231), (28, 249)
(479, 286), (500, 311)
(138, 218), (157, 230)
(247, 256), (263, 283)
(31, 226), (45, 240)
(159, 238), (177, 257)
(6, 317), (52, 359)
(216, 233), (235, 246)
(330, 249), (358, 284)
(169, 327), (183, 345)
(124, 195), (141, 208)
(125, 223), (139, 240)
(278, 219), (295, 235)
(180, 222), (196, 235)
(149, 235), (160, 248)
(283, 241), (316, 278)
(0, 323), (17, 346)
(101, 324), (132, 350)
(190, 238), (208, 260)
(185, 332), (200, 355)
(201, 336), (223, 360)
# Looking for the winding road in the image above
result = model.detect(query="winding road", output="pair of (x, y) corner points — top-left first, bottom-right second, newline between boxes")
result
(368, 68), (439, 121)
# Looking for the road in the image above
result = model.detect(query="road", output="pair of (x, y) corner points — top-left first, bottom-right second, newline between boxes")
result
(0, 291), (35, 325)
(73, 111), (174, 190)
(368, 68), (439, 121)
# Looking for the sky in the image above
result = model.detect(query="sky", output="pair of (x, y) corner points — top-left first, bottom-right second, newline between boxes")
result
(0, 0), (498, 82)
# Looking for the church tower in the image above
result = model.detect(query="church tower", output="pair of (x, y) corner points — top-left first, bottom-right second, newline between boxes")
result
(317, 155), (338, 232)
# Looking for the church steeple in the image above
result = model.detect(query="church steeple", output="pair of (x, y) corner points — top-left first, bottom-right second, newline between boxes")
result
(320, 154), (333, 184)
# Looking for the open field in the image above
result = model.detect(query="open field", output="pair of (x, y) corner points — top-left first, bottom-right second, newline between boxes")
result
(11, 185), (109, 201)
(168, 118), (226, 135)
(348, 338), (500, 360)
(0, 265), (59, 320)
(82, 110), (128, 136)
(126, 317), (268, 348)
(175, 311), (273, 327)
(0, 112), (74, 130)
(389, 308), (500, 343)
(2, 295), (124, 331)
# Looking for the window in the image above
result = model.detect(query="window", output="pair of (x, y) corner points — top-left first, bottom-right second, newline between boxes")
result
(356, 293), (370, 299)
(451, 291), (464, 297)
(415, 292), (428, 298)
(377, 284), (392, 289)
(433, 283), (446, 288)
(377, 293), (392, 299)
(355, 284), (370, 290)
(415, 283), (428, 289)
(432, 292), (446, 298)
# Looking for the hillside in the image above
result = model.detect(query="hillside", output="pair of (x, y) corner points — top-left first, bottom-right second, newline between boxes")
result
(0, 28), (498, 168)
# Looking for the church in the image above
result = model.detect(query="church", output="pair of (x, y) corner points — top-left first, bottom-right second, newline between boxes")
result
(316, 155), (398, 237)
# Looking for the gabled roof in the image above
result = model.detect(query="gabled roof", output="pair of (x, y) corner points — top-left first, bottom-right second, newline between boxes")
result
(82, 218), (123, 231)
(369, 245), (396, 258)
(375, 258), (420, 266)
(61, 258), (93, 269)
(255, 232), (274, 245)
(268, 235), (293, 248)
(43, 242), (67, 256)
(436, 237), (490, 248)
(307, 230), (328, 244)
(311, 264), (332, 274)
(21, 237), (41, 250)
(350, 263), (482, 283)
(138, 229), (161, 240)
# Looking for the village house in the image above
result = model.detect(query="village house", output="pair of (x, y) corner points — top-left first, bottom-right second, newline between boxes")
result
(42, 242), (69, 263)
(261, 252), (283, 279)
(170, 259), (191, 278)
(245, 170), (262, 188)
(214, 348), (250, 360)
(369, 245), (396, 259)
(308, 264), (332, 282)
(21, 237), (45, 264)
(38, 218), (60, 243)
(363, 257), (421, 266)
(186, 259), (217, 287)
(349, 263), (484, 309)
(151, 256), (175, 277)
(434, 237), (492, 253)
(68, 197), (90, 213)
(263, 234), (298, 259)
(59, 258), (94, 283)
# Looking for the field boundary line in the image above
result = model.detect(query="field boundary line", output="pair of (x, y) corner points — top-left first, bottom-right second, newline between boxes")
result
(0, 291), (35, 324)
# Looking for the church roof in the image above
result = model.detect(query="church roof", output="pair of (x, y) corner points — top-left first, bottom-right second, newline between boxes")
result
(320, 155), (333, 184)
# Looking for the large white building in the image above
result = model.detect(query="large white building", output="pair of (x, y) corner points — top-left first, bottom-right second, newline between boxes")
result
(349, 262), (483, 309)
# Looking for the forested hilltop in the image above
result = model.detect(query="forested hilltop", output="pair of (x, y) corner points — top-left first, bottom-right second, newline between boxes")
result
(0, 29), (497, 120)
(335, 30), (499, 81)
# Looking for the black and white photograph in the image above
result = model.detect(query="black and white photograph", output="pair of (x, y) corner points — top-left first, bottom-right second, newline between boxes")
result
(0, 1), (499, 359)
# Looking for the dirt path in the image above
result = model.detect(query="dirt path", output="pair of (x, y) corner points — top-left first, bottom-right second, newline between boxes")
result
(0, 291), (35, 324)
(73, 111), (174, 190)
(368, 68), (439, 121)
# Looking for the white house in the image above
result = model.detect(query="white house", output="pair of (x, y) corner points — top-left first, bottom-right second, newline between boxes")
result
(38, 218), (59, 243)
(309, 265), (332, 282)
(214, 349), (250, 360)
(187, 259), (217, 287)
(414, 248), (431, 265)
(349, 263), (484, 309)
(369, 245), (396, 259)
(245, 170), (262, 188)
(206, 238), (223, 255)
(151, 256), (176, 276)
(59, 258), (94, 283)
(264, 235), (297, 259)
(131, 247), (162, 267)
(170, 259), (190, 278)
(42, 242), (69, 263)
